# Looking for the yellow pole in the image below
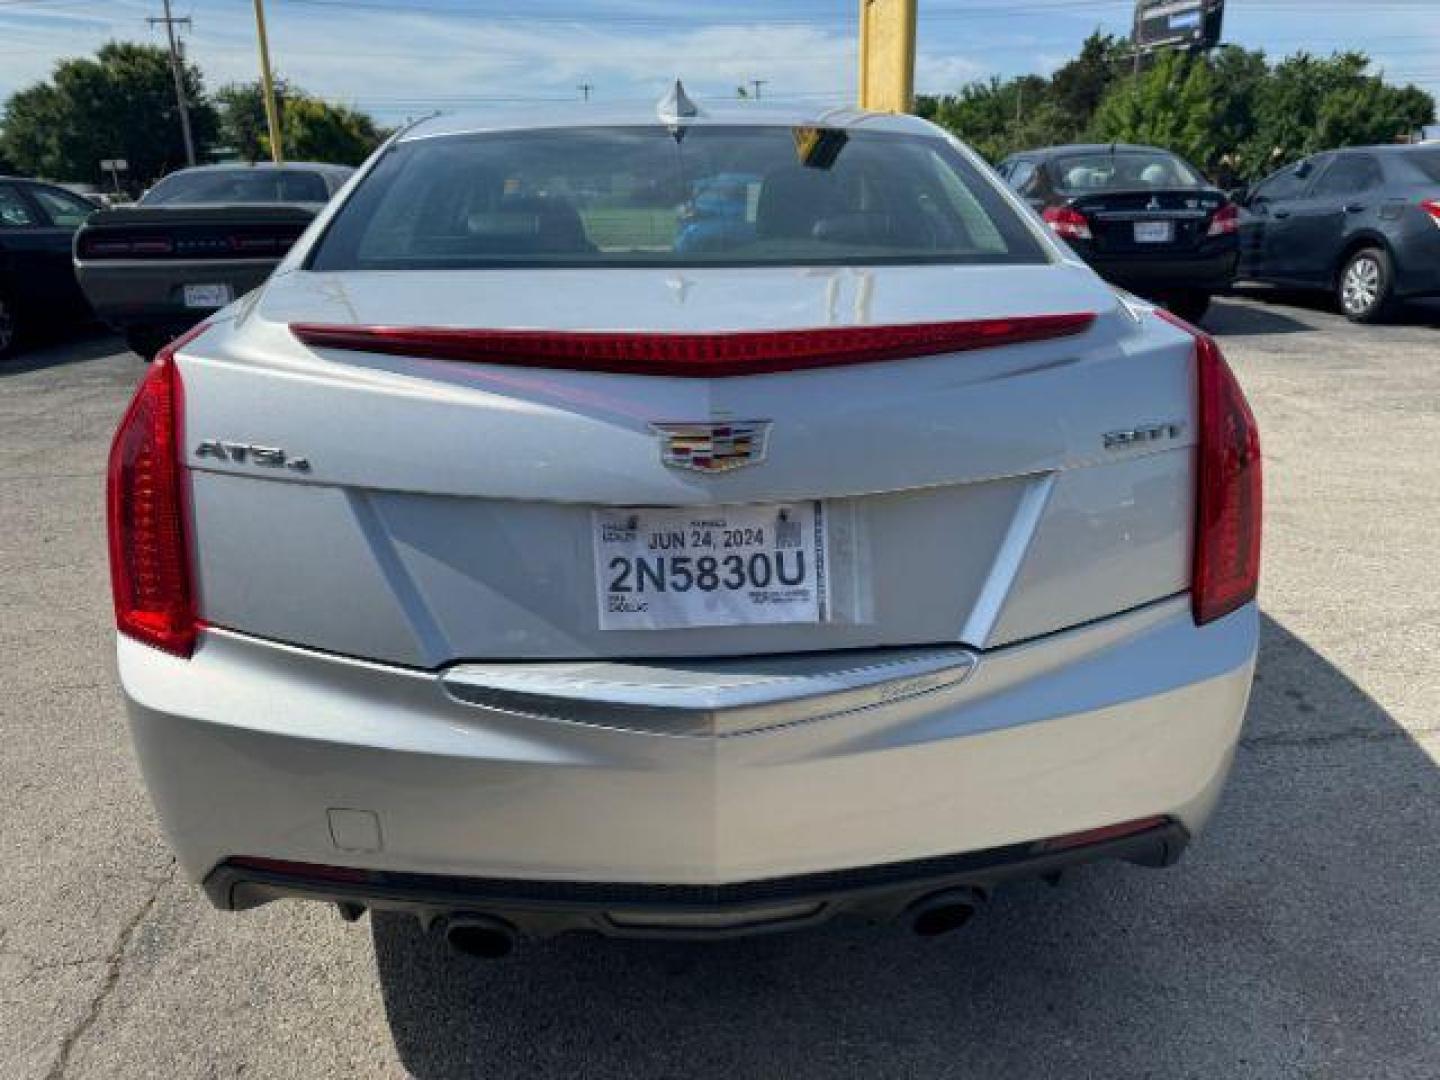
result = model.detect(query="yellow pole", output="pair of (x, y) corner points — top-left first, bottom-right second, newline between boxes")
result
(858, 0), (917, 114)
(253, 0), (284, 163)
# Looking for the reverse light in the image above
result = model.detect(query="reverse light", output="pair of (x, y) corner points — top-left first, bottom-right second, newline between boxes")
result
(1156, 308), (1262, 625)
(1042, 205), (1092, 241)
(289, 314), (1098, 378)
(106, 324), (208, 657)
(1421, 199), (1440, 228)
(1207, 202), (1240, 237)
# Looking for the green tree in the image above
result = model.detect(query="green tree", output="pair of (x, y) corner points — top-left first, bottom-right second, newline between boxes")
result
(0, 42), (218, 188)
(1240, 52), (1434, 175)
(916, 37), (1435, 179)
(276, 96), (384, 164)
(217, 81), (384, 165)
(1049, 31), (1129, 138)
(1207, 46), (1270, 166)
(216, 78), (294, 163)
(918, 75), (1062, 162)
(1090, 52), (1222, 170)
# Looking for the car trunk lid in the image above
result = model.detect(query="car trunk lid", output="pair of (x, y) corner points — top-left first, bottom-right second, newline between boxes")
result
(1064, 188), (1225, 255)
(177, 263), (1196, 666)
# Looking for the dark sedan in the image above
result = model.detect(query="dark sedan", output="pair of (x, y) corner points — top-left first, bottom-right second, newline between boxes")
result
(74, 162), (353, 358)
(997, 144), (1239, 323)
(1235, 145), (1440, 322)
(0, 176), (98, 360)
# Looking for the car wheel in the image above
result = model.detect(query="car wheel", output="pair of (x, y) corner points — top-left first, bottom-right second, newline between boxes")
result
(1164, 291), (1212, 326)
(0, 291), (18, 361)
(1338, 247), (1394, 324)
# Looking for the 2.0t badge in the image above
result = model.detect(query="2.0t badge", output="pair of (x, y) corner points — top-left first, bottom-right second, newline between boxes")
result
(652, 421), (770, 473)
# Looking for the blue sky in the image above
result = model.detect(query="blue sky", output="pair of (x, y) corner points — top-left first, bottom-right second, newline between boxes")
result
(1, 0), (1437, 127)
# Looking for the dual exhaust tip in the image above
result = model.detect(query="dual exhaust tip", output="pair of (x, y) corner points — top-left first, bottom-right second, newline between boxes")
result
(437, 889), (982, 959)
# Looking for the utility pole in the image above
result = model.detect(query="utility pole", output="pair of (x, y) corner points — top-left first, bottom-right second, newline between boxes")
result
(252, 0), (284, 163)
(749, 79), (767, 101)
(148, 0), (196, 166)
(857, 0), (916, 113)
(578, 82), (593, 102)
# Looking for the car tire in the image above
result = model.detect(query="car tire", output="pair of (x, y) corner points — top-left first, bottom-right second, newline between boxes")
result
(124, 327), (170, 362)
(1337, 247), (1395, 324)
(1164, 291), (1212, 325)
(0, 289), (18, 362)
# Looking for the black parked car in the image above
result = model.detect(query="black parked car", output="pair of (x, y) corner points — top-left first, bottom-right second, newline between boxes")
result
(1234, 145), (1440, 322)
(0, 176), (98, 360)
(997, 144), (1238, 323)
(74, 162), (353, 358)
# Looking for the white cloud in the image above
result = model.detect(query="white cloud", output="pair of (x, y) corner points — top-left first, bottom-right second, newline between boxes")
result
(915, 53), (986, 95)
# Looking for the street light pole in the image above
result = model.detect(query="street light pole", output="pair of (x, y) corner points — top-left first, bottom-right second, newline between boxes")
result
(149, 0), (196, 166)
(252, 0), (284, 163)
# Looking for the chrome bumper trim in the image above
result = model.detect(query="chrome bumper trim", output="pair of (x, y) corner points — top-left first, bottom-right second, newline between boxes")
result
(440, 646), (978, 737)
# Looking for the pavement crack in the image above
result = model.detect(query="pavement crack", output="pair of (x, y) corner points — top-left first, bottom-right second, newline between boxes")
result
(42, 861), (176, 1080)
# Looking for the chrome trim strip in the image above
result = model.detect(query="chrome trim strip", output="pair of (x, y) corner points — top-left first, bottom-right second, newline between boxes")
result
(440, 647), (977, 737)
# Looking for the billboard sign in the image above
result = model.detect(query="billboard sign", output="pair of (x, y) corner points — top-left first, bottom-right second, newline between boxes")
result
(1134, 0), (1225, 52)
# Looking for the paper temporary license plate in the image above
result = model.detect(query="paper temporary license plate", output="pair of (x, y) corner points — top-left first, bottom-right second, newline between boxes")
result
(594, 503), (829, 630)
(183, 283), (234, 309)
(1134, 221), (1174, 244)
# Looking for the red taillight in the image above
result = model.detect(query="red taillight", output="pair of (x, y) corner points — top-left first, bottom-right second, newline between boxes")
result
(1035, 815), (1170, 853)
(1207, 202), (1240, 237)
(106, 324), (207, 657)
(1042, 205), (1092, 241)
(1156, 308), (1262, 625)
(289, 314), (1097, 377)
(131, 237), (175, 255)
(228, 857), (376, 883)
(80, 234), (173, 258)
(1421, 199), (1440, 228)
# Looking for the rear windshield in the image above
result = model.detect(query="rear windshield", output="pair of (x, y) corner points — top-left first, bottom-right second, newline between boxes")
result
(142, 169), (331, 206)
(309, 125), (1047, 270)
(1052, 150), (1206, 193)
(1406, 150), (1440, 184)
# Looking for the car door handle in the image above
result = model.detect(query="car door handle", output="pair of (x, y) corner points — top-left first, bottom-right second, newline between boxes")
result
(1343, 203), (1366, 214)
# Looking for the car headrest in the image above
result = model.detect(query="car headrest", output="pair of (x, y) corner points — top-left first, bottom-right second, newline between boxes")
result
(755, 167), (843, 240)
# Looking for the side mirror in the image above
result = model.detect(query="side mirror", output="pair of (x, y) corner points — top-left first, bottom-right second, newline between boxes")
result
(1228, 186), (1250, 206)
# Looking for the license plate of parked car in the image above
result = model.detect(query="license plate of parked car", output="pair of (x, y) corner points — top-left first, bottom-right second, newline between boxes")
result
(593, 503), (829, 630)
(1134, 221), (1174, 244)
(183, 283), (234, 308)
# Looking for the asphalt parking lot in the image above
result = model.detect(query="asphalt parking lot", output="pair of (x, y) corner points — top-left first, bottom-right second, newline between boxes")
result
(2, 292), (1437, 1079)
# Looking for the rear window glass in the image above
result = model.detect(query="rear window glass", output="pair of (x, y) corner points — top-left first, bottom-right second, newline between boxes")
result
(1052, 150), (1206, 192)
(1407, 151), (1440, 184)
(142, 169), (330, 205)
(309, 125), (1046, 270)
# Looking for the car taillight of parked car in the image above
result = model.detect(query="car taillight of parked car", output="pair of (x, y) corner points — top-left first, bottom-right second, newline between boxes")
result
(1042, 205), (1092, 241)
(1206, 202), (1240, 237)
(1156, 309), (1262, 626)
(1421, 199), (1440, 228)
(106, 324), (208, 657)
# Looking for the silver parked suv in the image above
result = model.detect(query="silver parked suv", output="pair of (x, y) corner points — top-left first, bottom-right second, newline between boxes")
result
(109, 91), (1260, 956)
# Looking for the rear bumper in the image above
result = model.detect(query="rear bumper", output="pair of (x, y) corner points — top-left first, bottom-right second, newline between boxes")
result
(121, 596), (1256, 921)
(75, 257), (278, 330)
(206, 821), (1189, 939)
(1081, 247), (1238, 293)
(1392, 230), (1440, 298)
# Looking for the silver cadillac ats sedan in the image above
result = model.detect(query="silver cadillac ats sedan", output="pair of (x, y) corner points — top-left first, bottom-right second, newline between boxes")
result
(109, 91), (1260, 955)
